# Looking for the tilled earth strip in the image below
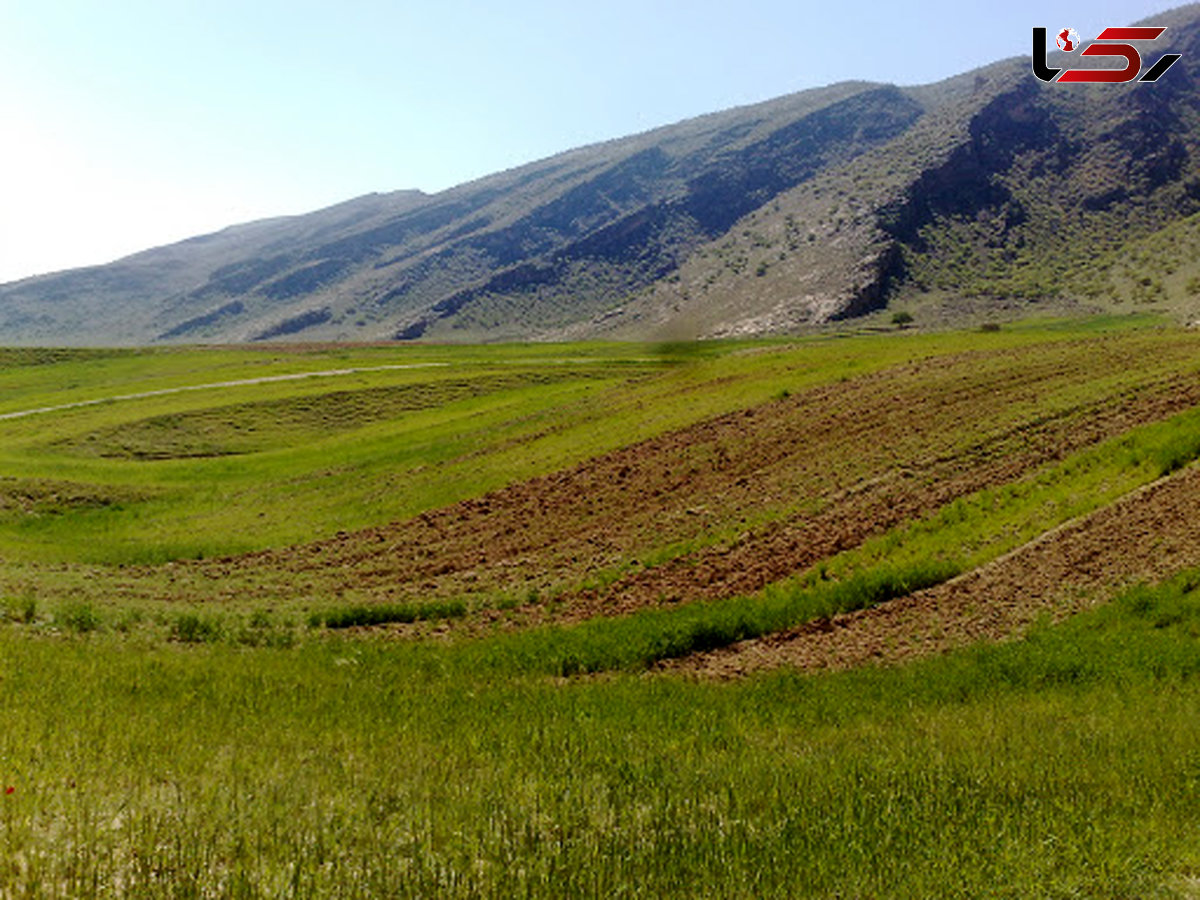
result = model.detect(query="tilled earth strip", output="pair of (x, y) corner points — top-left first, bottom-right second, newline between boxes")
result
(555, 374), (1200, 622)
(149, 336), (1200, 617)
(668, 463), (1200, 678)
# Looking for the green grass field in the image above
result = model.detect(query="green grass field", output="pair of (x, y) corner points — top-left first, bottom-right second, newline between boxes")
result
(3, 575), (1200, 897)
(3, 316), (1200, 897)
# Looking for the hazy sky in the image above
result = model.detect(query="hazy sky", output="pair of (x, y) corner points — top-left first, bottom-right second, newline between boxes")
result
(0, 0), (1184, 284)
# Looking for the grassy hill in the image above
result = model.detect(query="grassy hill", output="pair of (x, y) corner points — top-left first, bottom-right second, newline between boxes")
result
(3, 317), (1200, 894)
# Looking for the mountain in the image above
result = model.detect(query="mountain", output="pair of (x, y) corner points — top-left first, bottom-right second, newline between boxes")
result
(4, 4), (1200, 345)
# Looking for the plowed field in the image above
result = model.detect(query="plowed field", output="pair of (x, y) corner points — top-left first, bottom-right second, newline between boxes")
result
(165, 333), (1200, 630)
(669, 463), (1200, 676)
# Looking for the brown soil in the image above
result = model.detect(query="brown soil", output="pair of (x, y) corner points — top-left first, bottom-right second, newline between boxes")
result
(166, 334), (1200, 622)
(668, 464), (1200, 678)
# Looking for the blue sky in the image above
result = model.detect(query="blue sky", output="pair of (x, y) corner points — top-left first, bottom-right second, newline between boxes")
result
(0, 0), (1184, 283)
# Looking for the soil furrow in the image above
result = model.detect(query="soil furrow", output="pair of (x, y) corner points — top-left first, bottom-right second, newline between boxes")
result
(172, 336), (1200, 615)
(668, 463), (1200, 678)
(556, 372), (1200, 622)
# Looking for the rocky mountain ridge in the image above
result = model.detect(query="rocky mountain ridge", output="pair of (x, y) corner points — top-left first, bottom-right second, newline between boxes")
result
(4, 4), (1200, 344)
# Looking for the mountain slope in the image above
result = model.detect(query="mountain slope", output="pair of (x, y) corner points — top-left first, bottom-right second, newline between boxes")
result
(600, 4), (1200, 336)
(4, 4), (1200, 344)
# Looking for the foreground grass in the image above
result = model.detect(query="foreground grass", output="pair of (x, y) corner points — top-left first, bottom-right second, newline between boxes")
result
(2, 574), (1200, 897)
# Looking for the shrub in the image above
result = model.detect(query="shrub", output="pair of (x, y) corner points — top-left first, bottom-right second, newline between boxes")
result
(3, 596), (37, 624)
(58, 603), (101, 634)
(172, 613), (222, 643)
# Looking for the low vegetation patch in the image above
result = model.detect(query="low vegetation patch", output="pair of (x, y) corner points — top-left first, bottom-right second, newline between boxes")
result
(0, 477), (149, 518)
(480, 561), (960, 676)
(170, 612), (223, 643)
(1, 595), (37, 624)
(309, 598), (468, 629)
(1151, 428), (1200, 476)
(56, 601), (102, 634)
(55, 372), (580, 460)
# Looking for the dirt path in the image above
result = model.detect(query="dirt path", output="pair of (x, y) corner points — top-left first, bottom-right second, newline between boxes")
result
(0, 363), (449, 421)
(0, 356), (669, 424)
(667, 463), (1200, 678)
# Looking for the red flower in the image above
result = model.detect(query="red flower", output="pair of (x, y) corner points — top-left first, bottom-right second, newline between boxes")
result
(4, 786), (13, 795)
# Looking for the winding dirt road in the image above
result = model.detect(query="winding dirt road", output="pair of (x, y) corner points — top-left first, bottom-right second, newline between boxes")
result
(0, 362), (449, 421)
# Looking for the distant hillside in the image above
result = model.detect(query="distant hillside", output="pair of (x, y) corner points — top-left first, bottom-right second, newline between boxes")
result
(4, 4), (1200, 344)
